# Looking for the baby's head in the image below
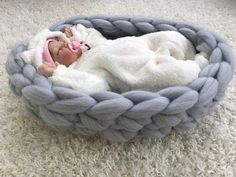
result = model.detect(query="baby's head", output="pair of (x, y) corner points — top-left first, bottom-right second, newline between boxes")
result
(43, 38), (82, 67)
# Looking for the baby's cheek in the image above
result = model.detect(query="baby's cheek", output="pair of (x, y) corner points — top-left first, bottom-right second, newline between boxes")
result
(64, 53), (76, 65)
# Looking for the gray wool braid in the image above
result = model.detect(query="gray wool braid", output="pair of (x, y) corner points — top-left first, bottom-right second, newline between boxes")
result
(5, 15), (235, 142)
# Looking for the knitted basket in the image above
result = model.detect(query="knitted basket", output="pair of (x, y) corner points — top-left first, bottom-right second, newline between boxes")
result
(5, 15), (235, 142)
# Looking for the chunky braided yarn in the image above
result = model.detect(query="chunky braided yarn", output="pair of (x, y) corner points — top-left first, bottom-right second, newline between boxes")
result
(5, 15), (235, 142)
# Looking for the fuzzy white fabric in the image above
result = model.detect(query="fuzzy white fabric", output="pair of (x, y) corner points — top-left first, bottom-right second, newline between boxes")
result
(1, 0), (236, 177)
(22, 24), (208, 93)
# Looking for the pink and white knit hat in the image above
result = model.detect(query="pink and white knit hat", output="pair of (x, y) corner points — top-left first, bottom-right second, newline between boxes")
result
(42, 39), (58, 68)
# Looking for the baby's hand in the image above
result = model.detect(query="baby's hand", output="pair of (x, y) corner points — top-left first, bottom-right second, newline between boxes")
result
(64, 27), (73, 38)
(38, 63), (56, 77)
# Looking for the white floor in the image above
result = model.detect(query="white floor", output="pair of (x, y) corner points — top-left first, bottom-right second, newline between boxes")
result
(0, 0), (235, 176)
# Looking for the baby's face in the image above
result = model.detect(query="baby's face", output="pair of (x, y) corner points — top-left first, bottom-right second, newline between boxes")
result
(48, 40), (82, 67)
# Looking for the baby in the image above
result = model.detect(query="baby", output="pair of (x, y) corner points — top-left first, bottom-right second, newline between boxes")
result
(22, 24), (209, 93)
(38, 27), (88, 76)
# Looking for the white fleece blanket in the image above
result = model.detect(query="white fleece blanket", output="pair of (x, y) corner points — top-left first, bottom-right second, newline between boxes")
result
(22, 24), (209, 93)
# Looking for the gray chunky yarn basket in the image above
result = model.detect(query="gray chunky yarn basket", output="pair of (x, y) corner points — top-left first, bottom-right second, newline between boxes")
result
(5, 15), (235, 142)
